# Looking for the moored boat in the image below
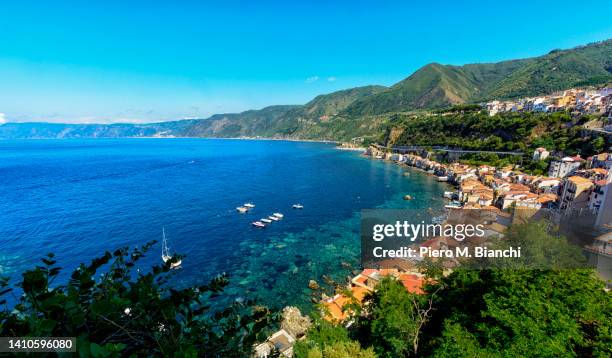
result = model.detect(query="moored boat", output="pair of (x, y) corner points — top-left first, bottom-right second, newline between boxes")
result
(273, 213), (284, 218)
(445, 201), (462, 209)
(244, 203), (255, 208)
(268, 215), (280, 221)
(161, 228), (182, 269)
(236, 206), (248, 213)
(261, 218), (272, 223)
(252, 221), (266, 228)
(292, 204), (304, 209)
(443, 191), (456, 199)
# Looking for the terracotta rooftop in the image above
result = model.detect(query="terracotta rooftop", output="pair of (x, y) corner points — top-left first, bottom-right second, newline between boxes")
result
(398, 274), (427, 295)
(567, 176), (594, 184)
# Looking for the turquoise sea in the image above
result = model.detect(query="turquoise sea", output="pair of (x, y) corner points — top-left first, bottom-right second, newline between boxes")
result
(0, 139), (448, 311)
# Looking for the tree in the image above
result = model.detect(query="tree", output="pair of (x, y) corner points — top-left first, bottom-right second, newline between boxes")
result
(590, 136), (605, 153)
(422, 220), (610, 356)
(424, 269), (611, 357)
(0, 242), (274, 357)
(293, 319), (354, 357)
(357, 278), (436, 357)
(303, 341), (375, 358)
(303, 221), (611, 357)
(483, 220), (587, 270)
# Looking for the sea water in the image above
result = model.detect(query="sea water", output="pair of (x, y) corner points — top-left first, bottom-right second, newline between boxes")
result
(0, 138), (448, 311)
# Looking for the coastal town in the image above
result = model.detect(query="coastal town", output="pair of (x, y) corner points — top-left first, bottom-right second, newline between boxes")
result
(255, 153), (612, 358)
(485, 87), (612, 122)
(255, 88), (612, 357)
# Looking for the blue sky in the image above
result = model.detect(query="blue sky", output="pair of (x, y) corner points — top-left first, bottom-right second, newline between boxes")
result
(0, 1), (611, 123)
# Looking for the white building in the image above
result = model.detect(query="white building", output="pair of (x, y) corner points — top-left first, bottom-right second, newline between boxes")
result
(532, 147), (550, 161)
(549, 157), (581, 178)
(589, 171), (612, 227)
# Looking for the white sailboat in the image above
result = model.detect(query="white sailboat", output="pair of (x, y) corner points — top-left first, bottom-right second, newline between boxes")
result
(161, 228), (182, 269)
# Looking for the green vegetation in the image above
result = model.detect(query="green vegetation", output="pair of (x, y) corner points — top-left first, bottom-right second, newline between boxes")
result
(294, 221), (612, 357)
(294, 320), (375, 358)
(389, 111), (585, 152)
(0, 216), (610, 357)
(356, 277), (434, 357)
(301, 341), (375, 358)
(344, 40), (612, 116)
(386, 110), (610, 172)
(161, 86), (387, 140)
(0, 242), (274, 357)
(426, 269), (610, 357)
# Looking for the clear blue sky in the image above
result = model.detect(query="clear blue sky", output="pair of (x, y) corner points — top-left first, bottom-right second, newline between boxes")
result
(0, 0), (611, 123)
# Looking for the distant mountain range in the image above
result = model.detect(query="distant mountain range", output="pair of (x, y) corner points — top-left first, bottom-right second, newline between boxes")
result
(2, 39), (611, 140)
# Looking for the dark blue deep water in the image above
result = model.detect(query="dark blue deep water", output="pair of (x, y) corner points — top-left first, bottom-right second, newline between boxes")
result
(0, 139), (448, 311)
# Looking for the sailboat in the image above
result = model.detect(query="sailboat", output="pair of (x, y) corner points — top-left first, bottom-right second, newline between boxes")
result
(161, 228), (182, 269)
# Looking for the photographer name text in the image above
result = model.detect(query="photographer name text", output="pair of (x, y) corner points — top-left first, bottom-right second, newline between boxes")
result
(372, 246), (521, 259)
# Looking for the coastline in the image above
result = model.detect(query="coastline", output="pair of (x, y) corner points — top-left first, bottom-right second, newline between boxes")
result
(1, 135), (340, 145)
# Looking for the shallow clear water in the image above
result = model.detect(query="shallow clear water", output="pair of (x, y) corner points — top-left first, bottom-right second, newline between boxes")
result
(0, 138), (448, 311)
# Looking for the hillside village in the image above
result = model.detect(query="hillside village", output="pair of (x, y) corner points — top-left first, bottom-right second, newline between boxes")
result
(364, 147), (611, 230)
(254, 87), (612, 357)
(256, 143), (612, 357)
(485, 87), (612, 127)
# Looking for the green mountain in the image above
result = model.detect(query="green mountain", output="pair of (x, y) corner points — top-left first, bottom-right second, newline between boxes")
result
(344, 40), (612, 116)
(1, 39), (610, 140)
(293, 85), (386, 118)
(180, 105), (299, 138)
(176, 85), (386, 138)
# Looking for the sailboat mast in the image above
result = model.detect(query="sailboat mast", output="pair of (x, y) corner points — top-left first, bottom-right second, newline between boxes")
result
(162, 227), (167, 257)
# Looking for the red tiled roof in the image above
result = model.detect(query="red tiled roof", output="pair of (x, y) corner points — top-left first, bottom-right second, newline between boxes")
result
(398, 274), (426, 295)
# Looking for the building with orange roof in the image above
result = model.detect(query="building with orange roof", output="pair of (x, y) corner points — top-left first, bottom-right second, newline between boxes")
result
(531, 177), (562, 193)
(536, 193), (558, 208)
(496, 191), (538, 210)
(323, 268), (428, 323)
(532, 147), (550, 161)
(589, 153), (612, 169)
(398, 274), (427, 294)
(560, 175), (595, 210)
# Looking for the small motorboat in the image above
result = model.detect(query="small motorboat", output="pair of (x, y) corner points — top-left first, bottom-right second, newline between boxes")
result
(292, 204), (304, 209)
(261, 218), (272, 223)
(236, 206), (248, 213)
(445, 201), (462, 209)
(272, 213), (284, 218)
(252, 221), (266, 228)
(443, 191), (456, 199)
(244, 203), (255, 208)
(268, 216), (280, 221)
(431, 215), (446, 224)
